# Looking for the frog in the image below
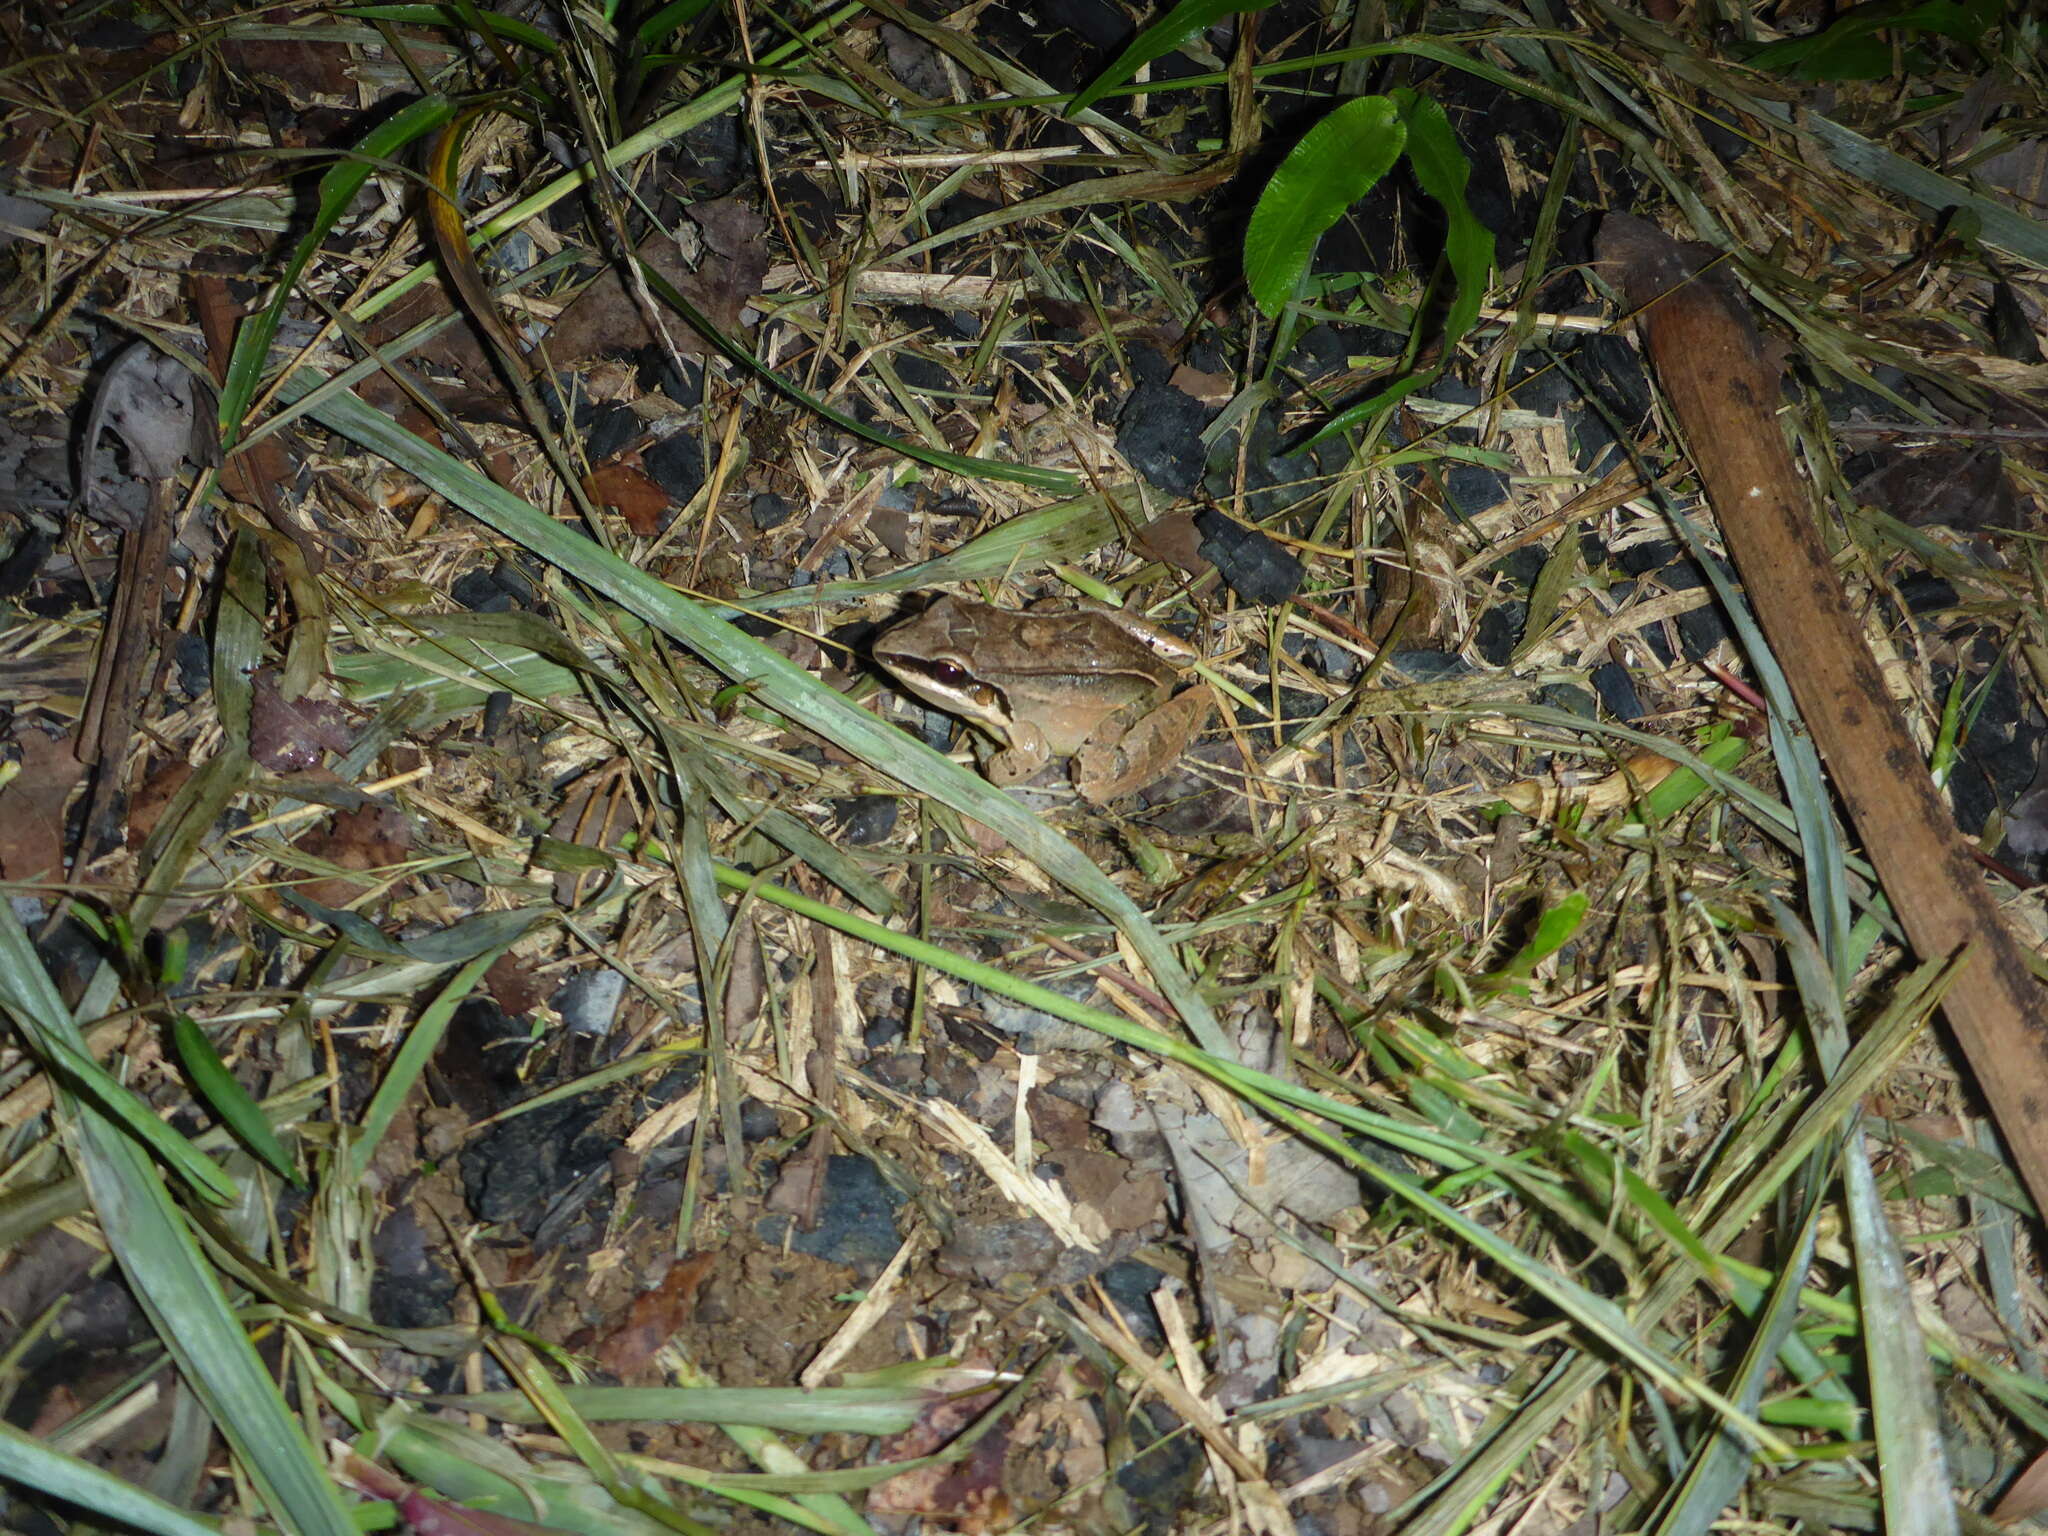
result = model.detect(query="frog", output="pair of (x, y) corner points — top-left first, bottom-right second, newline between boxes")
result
(873, 594), (1213, 804)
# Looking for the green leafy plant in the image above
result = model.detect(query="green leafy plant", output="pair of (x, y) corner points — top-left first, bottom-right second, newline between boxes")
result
(1243, 88), (1494, 444)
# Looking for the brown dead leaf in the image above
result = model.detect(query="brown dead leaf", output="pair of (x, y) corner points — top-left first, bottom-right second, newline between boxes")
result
(483, 951), (546, 1017)
(250, 671), (356, 770)
(546, 213), (769, 364)
(1856, 443), (2020, 533)
(583, 455), (671, 536)
(591, 1252), (718, 1382)
(0, 728), (85, 880)
(295, 804), (413, 909)
(869, 1373), (1010, 1528)
(1026, 1084), (1093, 1151)
(1048, 1148), (1168, 1235)
(216, 33), (355, 99)
(687, 195), (769, 261)
(1169, 362), (1234, 405)
(763, 1150), (829, 1226)
(125, 758), (192, 849)
(1991, 1444), (2048, 1526)
(1133, 510), (1210, 575)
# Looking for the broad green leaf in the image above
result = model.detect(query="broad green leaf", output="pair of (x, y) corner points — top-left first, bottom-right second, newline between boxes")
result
(1067, 0), (1276, 116)
(1300, 91), (1493, 447)
(1244, 95), (1404, 318)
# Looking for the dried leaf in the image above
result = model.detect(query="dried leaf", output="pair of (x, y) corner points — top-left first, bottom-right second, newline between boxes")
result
(0, 728), (86, 880)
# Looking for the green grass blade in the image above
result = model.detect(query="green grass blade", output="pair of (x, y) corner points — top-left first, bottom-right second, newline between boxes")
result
(344, 942), (523, 1184)
(0, 1421), (230, 1536)
(439, 1385), (927, 1434)
(218, 94), (457, 443)
(1067, 0), (1277, 116)
(339, 2), (561, 52)
(634, 0), (718, 48)
(169, 1013), (299, 1184)
(710, 863), (1787, 1451)
(631, 260), (1076, 492)
(0, 928), (238, 1206)
(0, 907), (357, 1536)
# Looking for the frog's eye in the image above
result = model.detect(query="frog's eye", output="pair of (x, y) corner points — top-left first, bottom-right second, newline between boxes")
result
(924, 660), (972, 687)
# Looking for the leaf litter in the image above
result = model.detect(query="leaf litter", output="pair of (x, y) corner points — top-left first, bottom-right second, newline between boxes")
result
(0, 1), (2045, 1534)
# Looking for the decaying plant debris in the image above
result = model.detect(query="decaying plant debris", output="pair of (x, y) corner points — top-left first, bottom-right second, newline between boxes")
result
(0, 0), (2045, 1533)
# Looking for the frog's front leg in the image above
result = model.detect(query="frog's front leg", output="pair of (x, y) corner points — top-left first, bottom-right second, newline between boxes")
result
(985, 720), (1054, 786)
(1073, 686), (1213, 804)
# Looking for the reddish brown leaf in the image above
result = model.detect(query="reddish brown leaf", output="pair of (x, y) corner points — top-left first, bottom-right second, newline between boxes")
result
(545, 214), (769, 364)
(124, 758), (192, 849)
(1993, 1445), (2048, 1525)
(250, 671), (355, 771)
(0, 729), (86, 881)
(295, 804), (413, 909)
(592, 1252), (718, 1382)
(483, 951), (545, 1017)
(584, 456), (671, 536)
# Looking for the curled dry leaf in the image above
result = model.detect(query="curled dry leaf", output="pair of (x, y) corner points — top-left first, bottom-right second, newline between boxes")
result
(249, 670), (356, 771)
(79, 343), (213, 527)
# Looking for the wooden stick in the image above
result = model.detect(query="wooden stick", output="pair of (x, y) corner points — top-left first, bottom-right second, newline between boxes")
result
(1597, 213), (2048, 1222)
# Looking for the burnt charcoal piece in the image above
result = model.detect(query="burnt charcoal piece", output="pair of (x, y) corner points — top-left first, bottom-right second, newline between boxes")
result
(1991, 279), (2043, 364)
(578, 401), (641, 463)
(370, 1205), (459, 1328)
(553, 968), (626, 1040)
(756, 1155), (905, 1273)
(171, 631), (211, 698)
(639, 350), (705, 405)
(452, 567), (522, 613)
(459, 1094), (612, 1232)
(677, 109), (743, 193)
(1118, 377), (1217, 495)
(895, 351), (955, 394)
(645, 431), (704, 504)
(833, 795), (898, 845)
(1194, 507), (1303, 604)
(1591, 661), (1644, 721)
